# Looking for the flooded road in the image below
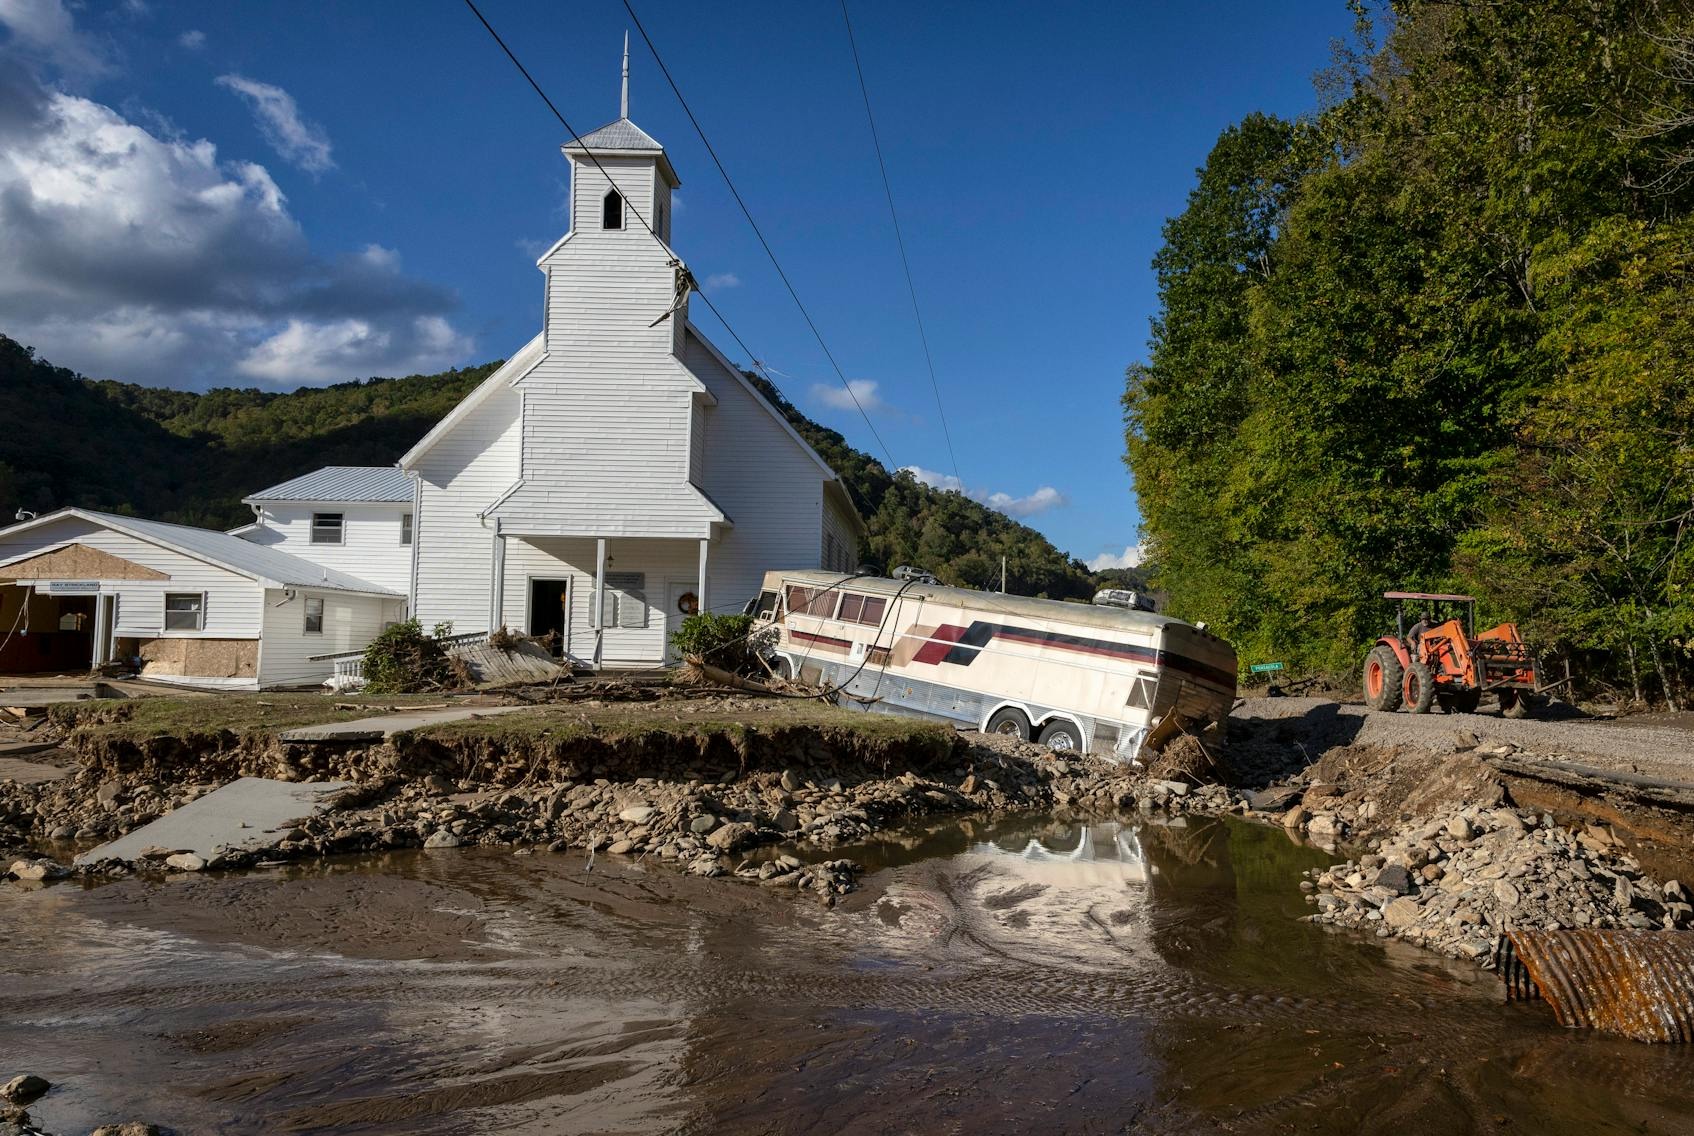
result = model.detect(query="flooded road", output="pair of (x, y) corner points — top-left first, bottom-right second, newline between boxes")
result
(6, 814), (1694, 1134)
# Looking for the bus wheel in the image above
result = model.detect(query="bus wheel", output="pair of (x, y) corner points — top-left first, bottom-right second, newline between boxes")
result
(1039, 718), (1084, 751)
(985, 707), (1032, 741)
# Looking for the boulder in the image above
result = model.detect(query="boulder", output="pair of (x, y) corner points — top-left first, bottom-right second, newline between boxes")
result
(706, 822), (756, 853)
(164, 852), (206, 872)
(423, 830), (461, 849)
(1, 1075), (48, 1104)
(1247, 785), (1303, 813)
(1280, 805), (1310, 830)
(1308, 814), (1344, 839)
(1373, 863), (1413, 896)
(1445, 816), (1476, 842)
(1383, 896), (1422, 929)
(617, 806), (656, 825)
(688, 814), (720, 835)
(7, 859), (66, 883)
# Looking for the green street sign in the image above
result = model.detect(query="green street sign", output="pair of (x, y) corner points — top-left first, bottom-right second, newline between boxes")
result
(1250, 662), (1285, 674)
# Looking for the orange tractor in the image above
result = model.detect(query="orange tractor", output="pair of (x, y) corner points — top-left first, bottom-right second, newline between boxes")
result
(1362, 591), (1541, 717)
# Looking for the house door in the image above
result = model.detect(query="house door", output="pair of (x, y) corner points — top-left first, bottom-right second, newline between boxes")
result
(665, 580), (701, 663)
(528, 579), (570, 656)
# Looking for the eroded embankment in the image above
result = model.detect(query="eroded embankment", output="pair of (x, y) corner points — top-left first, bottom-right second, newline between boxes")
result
(2, 695), (1236, 897)
(1224, 700), (1694, 963)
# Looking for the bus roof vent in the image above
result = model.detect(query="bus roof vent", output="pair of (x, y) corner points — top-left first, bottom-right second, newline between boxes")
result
(1093, 588), (1154, 612)
(892, 565), (940, 585)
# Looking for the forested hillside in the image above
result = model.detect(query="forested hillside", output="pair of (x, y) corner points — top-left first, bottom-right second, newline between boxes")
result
(1124, 0), (1694, 705)
(0, 334), (1101, 600)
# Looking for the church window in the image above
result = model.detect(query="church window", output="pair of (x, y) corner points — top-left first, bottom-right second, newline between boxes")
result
(602, 189), (624, 230)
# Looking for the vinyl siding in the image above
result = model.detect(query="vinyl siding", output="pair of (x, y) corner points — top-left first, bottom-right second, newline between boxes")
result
(410, 381), (521, 633)
(686, 331), (828, 609)
(241, 503), (414, 594)
(258, 588), (401, 688)
(500, 536), (702, 666)
(0, 516), (261, 639)
(822, 492), (860, 572)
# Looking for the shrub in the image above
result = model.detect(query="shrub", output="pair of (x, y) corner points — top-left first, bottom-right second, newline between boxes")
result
(362, 618), (456, 694)
(670, 612), (758, 674)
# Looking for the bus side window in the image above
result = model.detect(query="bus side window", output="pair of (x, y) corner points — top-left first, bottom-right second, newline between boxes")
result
(755, 590), (778, 617)
(838, 594), (864, 623)
(859, 596), (887, 626)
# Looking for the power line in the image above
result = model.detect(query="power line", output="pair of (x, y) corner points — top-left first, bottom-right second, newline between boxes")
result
(839, 0), (961, 488)
(620, 0), (899, 471)
(458, 0), (850, 456)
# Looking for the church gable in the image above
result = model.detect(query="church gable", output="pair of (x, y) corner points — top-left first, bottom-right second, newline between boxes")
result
(0, 542), (170, 581)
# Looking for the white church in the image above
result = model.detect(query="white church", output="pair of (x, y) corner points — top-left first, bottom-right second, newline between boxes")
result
(0, 54), (861, 686)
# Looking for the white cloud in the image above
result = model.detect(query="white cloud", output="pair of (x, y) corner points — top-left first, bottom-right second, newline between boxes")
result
(215, 73), (335, 174)
(0, 0), (107, 75)
(902, 466), (1069, 519)
(703, 271), (740, 290)
(0, 16), (471, 388)
(1087, 544), (1142, 571)
(177, 28), (205, 50)
(811, 378), (890, 415)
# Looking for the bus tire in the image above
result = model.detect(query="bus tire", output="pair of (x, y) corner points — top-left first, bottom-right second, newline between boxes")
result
(769, 656), (793, 681)
(1038, 718), (1084, 752)
(985, 707), (1032, 741)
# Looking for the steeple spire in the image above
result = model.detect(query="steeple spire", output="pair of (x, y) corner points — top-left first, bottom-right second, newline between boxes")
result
(620, 31), (629, 119)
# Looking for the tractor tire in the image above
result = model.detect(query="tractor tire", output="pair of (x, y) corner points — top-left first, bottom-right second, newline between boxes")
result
(1436, 688), (1482, 715)
(1403, 662), (1436, 714)
(1362, 646), (1404, 712)
(1499, 690), (1534, 719)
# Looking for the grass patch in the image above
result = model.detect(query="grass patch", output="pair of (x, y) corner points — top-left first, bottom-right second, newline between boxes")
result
(52, 693), (453, 741)
(405, 698), (953, 745)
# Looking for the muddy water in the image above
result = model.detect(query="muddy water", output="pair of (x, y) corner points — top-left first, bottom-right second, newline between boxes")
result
(6, 815), (1694, 1135)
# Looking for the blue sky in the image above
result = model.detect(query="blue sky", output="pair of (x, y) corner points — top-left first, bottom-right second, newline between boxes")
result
(0, 0), (1356, 569)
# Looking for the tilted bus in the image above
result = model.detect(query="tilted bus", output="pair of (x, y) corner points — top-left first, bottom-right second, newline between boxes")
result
(749, 569), (1237, 761)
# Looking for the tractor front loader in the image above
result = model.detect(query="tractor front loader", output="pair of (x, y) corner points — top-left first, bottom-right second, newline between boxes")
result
(1361, 591), (1543, 717)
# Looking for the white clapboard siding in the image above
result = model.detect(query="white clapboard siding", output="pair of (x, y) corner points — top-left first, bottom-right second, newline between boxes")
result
(258, 589), (402, 687)
(686, 331), (832, 605)
(0, 516), (262, 638)
(411, 380), (522, 633)
(500, 536), (702, 666)
(243, 503), (414, 594)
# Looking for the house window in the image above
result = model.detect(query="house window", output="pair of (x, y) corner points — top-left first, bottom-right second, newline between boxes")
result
(595, 572), (647, 629)
(164, 592), (204, 632)
(400, 512), (413, 546)
(603, 189), (624, 230)
(304, 596), (324, 635)
(311, 513), (344, 544)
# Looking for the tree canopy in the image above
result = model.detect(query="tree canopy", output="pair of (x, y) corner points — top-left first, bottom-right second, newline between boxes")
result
(1125, 0), (1694, 706)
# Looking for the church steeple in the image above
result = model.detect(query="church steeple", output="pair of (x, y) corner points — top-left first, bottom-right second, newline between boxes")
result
(620, 30), (629, 119)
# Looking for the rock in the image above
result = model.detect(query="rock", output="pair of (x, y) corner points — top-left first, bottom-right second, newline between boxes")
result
(706, 822), (756, 853)
(1373, 863), (1413, 896)
(96, 780), (123, 807)
(1281, 805), (1310, 830)
(607, 839), (635, 855)
(1420, 863), (1444, 882)
(959, 774), (977, 795)
(8, 859), (66, 882)
(1, 1075), (48, 1104)
(1453, 729), (1480, 750)
(770, 807), (798, 832)
(1308, 814), (1344, 839)
(688, 814), (720, 835)
(423, 829), (461, 849)
(90, 1124), (165, 1136)
(423, 773), (454, 795)
(1445, 816), (1475, 842)
(1493, 880), (1521, 908)
(1383, 896), (1422, 929)
(1248, 785), (1303, 812)
(617, 806), (656, 825)
(1153, 779), (1191, 798)
(780, 769), (801, 792)
(48, 824), (74, 840)
(164, 852), (206, 872)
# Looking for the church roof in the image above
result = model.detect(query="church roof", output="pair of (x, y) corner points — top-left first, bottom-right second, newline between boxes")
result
(565, 118), (664, 153)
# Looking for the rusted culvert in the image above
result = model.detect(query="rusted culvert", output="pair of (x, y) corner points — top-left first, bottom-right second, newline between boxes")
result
(1499, 928), (1694, 1042)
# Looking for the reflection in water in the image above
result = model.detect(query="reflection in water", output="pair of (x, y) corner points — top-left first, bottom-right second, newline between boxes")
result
(5, 814), (1694, 1135)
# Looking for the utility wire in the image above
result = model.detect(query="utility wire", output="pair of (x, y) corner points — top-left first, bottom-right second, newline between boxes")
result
(620, 0), (899, 471)
(459, 0), (813, 431)
(839, 0), (961, 488)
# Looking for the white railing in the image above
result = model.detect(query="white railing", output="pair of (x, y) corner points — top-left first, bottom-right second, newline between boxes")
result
(308, 629), (488, 682)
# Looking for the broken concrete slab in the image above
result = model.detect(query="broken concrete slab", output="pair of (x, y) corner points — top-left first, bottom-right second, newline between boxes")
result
(74, 776), (350, 866)
(278, 704), (530, 743)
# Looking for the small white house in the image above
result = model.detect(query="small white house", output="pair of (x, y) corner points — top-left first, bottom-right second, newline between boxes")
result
(234, 466), (417, 595)
(398, 59), (863, 667)
(0, 508), (405, 689)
